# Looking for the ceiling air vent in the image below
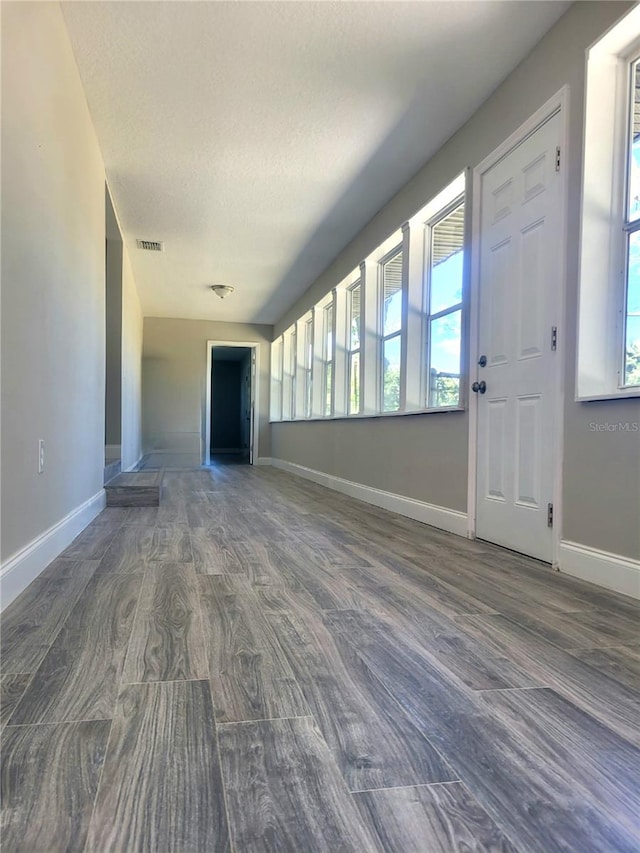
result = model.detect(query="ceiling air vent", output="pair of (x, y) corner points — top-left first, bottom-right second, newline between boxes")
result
(136, 239), (164, 252)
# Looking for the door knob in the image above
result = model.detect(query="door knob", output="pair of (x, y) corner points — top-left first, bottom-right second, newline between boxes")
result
(472, 381), (487, 394)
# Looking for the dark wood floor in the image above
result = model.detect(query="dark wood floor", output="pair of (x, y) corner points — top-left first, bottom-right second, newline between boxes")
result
(2, 464), (639, 852)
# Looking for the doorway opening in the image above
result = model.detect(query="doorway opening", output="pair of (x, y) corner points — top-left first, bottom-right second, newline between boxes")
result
(205, 343), (258, 466)
(104, 187), (123, 483)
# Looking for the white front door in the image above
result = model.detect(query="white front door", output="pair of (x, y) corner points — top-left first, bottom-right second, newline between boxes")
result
(475, 111), (562, 562)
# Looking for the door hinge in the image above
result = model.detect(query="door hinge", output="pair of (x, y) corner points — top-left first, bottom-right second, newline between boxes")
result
(551, 326), (558, 351)
(547, 502), (554, 528)
(555, 146), (561, 172)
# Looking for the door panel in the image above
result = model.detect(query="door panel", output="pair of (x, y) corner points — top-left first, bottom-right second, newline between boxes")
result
(486, 399), (507, 501)
(488, 239), (511, 366)
(515, 394), (540, 508)
(475, 112), (562, 562)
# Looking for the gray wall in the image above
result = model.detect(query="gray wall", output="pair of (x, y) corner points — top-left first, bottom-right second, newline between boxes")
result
(272, 413), (467, 512)
(0, 2), (144, 574)
(1, 2), (106, 561)
(272, 1), (639, 561)
(142, 318), (272, 460)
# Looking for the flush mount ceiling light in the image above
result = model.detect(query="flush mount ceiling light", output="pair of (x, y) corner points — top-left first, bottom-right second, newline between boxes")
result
(210, 284), (235, 299)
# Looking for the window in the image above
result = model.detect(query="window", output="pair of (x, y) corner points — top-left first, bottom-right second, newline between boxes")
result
(577, 7), (640, 399)
(303, 316), (314, 417)
(290, 326), (297, 418)
(348, 282), (361, 414)
(270, 336), (283, 420)
(426, 200), (464, 407)
(290, 327), (298, 418)
(269, 174), (466, 421)
(380, 248), (403, 412)
(281, 326), (296, 420)
(624, 58), (640, 387)
(323, 301), (334, 416)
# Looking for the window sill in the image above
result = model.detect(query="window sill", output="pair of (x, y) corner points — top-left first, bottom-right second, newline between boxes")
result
(270, 406), (465, 425)
(575, 387), (640, 403)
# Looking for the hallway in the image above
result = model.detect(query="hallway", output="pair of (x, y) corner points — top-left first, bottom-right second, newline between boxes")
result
(1, 465), (639, 852)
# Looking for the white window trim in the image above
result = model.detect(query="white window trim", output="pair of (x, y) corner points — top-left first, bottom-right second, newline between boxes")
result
(405, 173), (466, 412)
(270, 335), (284, 422)
(577, 7), (640, 400)
(280, 325), (296, 421)
(423, 194), (465, 409)
(322, 298), (335, 417)
(301, 314), (313, 419)
(379, 243), (404, 413)
(346, 279), (363, 415)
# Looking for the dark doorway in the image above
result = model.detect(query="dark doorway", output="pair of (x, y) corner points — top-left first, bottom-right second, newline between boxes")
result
(210, 347), (252, 465)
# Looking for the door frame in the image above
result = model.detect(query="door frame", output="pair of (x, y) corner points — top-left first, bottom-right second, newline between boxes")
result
(466, 86), (569, 567)
(204, 340), (261, 466)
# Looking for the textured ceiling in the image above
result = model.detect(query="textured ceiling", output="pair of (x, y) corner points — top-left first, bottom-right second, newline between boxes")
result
(61, 1), (569, 325)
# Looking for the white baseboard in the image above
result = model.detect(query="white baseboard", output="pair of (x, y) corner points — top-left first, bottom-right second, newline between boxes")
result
(141, 448), (195, 454)
(558, 541), (640, 600)
(255, 457), (272, 467)
(124, 455), (143, 473)
(105, 444), (121, 458)
(271, 458), (468, 537)
(145, 432), (201, 454)
(0, 489), (106, 611)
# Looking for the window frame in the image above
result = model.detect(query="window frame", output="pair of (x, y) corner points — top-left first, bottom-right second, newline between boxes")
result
(423, 194), (465, 409)
(577, 11), (640, 400)
(322, 299), (334, 417)
(270, 335), (284, 421)
(347, 280), (362, 415)
(621, 53), (640, 389)
(303, 315), (314, 418)
(379, 243), (404, 413)
(292, 326), (298, 419)
(278, 326), (297, 422)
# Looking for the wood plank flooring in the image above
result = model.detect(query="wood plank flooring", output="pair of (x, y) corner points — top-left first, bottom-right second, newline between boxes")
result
(198, 575), (310, 723)
(1, 720), (110, 852)
(1, 462), (639, 852)
(354, 782), (518, 853)
(122, 561), (208, 683)
(85, 680), (229, 852)
(219, 716), (379, 852)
